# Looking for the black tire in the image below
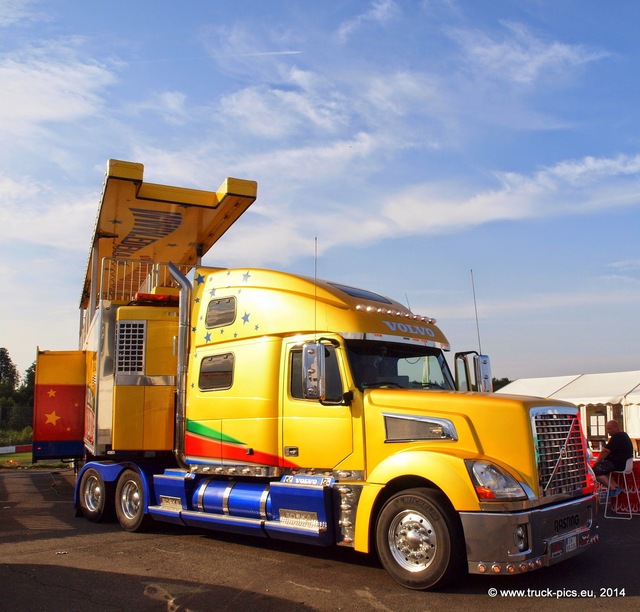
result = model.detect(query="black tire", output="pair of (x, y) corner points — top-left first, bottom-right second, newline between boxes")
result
(78, 468), (113, 522)
(115, 469), (152, 532)
(375, 487), (464, 590)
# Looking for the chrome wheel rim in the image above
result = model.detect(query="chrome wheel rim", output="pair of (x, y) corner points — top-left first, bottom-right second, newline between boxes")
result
(120, 478), (141, 520)
(387, 510), (437, 572)
(83, 474), (102, 512)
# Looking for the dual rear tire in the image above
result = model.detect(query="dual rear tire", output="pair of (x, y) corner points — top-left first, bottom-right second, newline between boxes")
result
(78, 467), (149, 532)
(78, 468), (113, 522)
(114, 469), (151, 532)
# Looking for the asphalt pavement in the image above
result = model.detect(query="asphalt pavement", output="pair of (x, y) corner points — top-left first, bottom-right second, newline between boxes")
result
(1, 468), (638, 611)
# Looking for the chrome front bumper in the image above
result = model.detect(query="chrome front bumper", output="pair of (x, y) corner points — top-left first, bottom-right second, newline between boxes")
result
(459, 494), (598, 575)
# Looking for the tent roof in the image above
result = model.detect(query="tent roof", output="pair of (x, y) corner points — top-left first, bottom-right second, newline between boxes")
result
(495, 375), (580, 399)
(497, 371), (640, 406)
(626, 385), (640, 405)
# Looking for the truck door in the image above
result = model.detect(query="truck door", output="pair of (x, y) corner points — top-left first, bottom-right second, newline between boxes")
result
(282, 342), (353, 469)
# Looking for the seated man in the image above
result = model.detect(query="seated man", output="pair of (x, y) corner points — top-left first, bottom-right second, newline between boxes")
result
(592, 420), (634, 496)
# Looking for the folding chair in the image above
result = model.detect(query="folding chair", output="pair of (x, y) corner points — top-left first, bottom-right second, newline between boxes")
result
(604, 458), (639, 520)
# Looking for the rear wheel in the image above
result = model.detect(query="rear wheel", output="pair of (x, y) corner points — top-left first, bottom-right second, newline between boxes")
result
(78, 468), (113, 522)
(375, 487), (464, 590)
(115, 469), (151, 532)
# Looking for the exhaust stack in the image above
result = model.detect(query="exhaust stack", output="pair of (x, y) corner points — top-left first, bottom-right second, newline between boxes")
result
(168, 262), (192, 469)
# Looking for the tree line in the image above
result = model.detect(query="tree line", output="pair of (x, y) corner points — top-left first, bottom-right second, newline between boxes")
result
(0, 348), (34, 446)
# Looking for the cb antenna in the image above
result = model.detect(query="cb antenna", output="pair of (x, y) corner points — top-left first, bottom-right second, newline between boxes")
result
(314, 237), (318, 338)
(471, 269), (482, 354)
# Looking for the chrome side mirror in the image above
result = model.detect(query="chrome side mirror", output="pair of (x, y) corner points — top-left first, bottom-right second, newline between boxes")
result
(302, 343), (326, 400)
(455, 351), (492, 392)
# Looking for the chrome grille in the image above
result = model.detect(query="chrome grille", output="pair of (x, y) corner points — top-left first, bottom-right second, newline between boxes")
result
(532, 409), (588, 497)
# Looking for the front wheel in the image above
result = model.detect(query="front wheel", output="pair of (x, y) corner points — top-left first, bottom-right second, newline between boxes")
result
(115, 469), (151, 532)
(375, 488), (464, 590)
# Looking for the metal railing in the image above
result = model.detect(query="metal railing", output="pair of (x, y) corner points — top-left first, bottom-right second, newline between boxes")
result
(79, 258), (192, 346)
(100, 258), (190, 303)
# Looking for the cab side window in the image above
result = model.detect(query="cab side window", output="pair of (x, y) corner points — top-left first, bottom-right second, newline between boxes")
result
(206, 297), (236, 328)
(290, 346), (343, 403)
(199, 353), (234, 390)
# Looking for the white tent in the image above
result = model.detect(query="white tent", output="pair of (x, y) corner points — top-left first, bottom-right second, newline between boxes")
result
(495, 375), (580, 399)
(497, 371), (640, 438)
(552, 372), (640, 407)
(624, 385), (640, 438)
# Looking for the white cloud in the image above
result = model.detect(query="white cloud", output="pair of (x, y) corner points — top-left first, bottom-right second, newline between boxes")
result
(379, 153), (640, 238)
(609, 260), (640, 272)
(450, 21), (607, 85)
(202, 22), (302, 84)
(604, 260), (640, 285)
(362, 72), (439, 116)
(0, 173), (95, 250)
(217, 65), (349, 139)
(129, 90), (189, 126)
(546, 155), (640, 185)
(202, 14), (600, 154)
(126, 146), (640, 271)
(0, 41), (116, 140)
(0, 0), (42, 27)
(337, 0), (400, 42)
(0, 173), (39, 200)
(218, 86), (334, 138)
(0, 1), (636, 383)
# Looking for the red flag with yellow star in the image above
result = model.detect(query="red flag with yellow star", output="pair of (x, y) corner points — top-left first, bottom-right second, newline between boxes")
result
(33, 350), (86, 460)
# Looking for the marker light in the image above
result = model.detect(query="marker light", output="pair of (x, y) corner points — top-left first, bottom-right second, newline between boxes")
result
(355, 304), (436, 324)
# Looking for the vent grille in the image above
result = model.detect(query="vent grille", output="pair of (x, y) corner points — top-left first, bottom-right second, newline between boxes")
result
(533, 411), (588, 497)
(116, 321), (146, 374)
(383, 414), (457, 442)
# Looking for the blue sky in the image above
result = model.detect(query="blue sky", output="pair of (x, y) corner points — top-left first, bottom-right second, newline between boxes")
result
(1, 0), (640, 382)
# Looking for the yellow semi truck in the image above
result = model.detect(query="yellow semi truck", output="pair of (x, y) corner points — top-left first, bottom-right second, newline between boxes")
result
(33, 160), (598, 590)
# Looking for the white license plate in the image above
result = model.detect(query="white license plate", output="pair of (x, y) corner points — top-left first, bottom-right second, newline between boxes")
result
(565, 535), (577, 552)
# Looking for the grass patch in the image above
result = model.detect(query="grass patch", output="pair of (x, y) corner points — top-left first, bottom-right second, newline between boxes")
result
(0, 451), (68, 470)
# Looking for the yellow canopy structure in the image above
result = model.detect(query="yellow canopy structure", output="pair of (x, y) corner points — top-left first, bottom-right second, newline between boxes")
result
(80, 159), (257, 309)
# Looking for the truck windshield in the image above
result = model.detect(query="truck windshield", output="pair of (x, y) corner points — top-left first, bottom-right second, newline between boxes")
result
(345, 340), (455, 391)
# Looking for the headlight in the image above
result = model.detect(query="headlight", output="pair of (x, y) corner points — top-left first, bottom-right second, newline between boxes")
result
(466, 460), (528, 501)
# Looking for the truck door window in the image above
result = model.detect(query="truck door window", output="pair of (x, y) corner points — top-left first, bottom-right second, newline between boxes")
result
(199, 353), (234, 390)
(290, 346), (343, 403)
